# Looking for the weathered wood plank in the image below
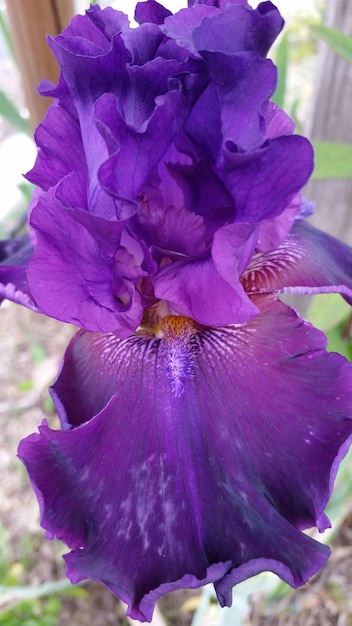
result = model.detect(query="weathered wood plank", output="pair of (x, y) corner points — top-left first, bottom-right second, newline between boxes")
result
(4, 0), (74, 132)
(305, 0), (352, 244)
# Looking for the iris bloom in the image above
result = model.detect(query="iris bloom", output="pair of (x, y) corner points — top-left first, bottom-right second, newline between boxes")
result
(2, 0), (352, 622)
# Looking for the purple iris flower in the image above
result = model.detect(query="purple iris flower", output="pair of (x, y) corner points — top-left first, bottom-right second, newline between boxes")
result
(1, 0), (352, 621)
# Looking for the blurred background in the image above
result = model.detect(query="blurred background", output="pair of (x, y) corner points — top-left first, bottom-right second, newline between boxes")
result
(1, 1), (352, 625)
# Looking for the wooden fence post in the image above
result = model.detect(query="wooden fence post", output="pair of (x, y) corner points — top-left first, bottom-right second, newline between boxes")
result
(4, 0), (75, 133)
(305, 0), (352, 244)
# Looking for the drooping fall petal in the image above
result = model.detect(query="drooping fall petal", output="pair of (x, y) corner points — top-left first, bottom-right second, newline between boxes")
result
(19, 298), (352, 621)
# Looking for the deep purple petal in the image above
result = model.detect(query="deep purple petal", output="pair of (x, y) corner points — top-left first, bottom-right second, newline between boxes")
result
(264, 102), (295, 139)
(27, 192), (152, 335)
(53, 5), (129, 54)
(161, 5), (219, 57)
(154, 257), (258, 325)
(184, 82), (222, 158)
(26, 105), (84, 192)
(212, 222), (258, 284)
(219, 135), (314, 223)
(243, 220), (352, 303)
(19, 299), (352, 619)
(256, 193), (301, 252)
(47, 9), (131, 195)
(192, 3), (283, 58)
(122, 22), (164, 66)
(135, 0), (172, 25)
(135, 204), (208, 259)
(95, 75), (198, 213)
(164, 2), (283, 59)
(184, 52), (276, 158)
(200, 51), (276, 152)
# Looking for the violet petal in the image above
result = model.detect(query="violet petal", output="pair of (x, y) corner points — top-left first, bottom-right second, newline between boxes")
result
(154, 257), (258, 325)
(19, 298), (352, 620)
(27, 192), (150, 335)
(135, 0), (172, 25)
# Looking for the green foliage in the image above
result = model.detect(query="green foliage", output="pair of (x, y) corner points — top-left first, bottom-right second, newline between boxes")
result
(325, 446), (352, 535)
(272, 32), (289, 109)
(0, 10), (15, 61)
(0, 529), (9, 581)
(311, 28), (352, 181)
(325, 321), (352, 361)
(0, 596), (61, 626)
(30, 343), (47, 366)
(42, 394), (55, 414)
(314, 25), (352, 64)
(0, 580), (87, 619)
(0, 7), (29, 134)
(312, 142), (352, 180)
(306, 293), (351, 332)
(306, 294), (352, 361)
(0, 89), (30, 135)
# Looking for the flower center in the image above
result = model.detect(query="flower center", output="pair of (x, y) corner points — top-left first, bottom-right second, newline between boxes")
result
(161, 315), (196, 398)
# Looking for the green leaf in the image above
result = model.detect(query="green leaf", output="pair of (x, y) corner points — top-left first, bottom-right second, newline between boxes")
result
(306, 293), (351, 331)
(0, 12), (15, 62)
(311, 142), (352, 179)
(325, 322), (352, 361)
(314, 25), (352, 64)
(0, 578), (84, 615)
(271, 32), (289, 109)
(0, 579), (83, 614)
(0, 89), (29, 135)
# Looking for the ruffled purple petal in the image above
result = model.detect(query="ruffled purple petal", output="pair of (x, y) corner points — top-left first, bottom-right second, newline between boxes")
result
(161, 5), (219, 57)
(220, 135), (314, 223)
(256, 193), (301, 253)
(135, 204), (208, 259)
(26, 105), (84, 192)
(264, 102), (295, 139)
(193, 3), (283, 57)
(121, 24), (164, 69)
(244, 220), (352, 303)
(135, 0), (172, 25)
(167, 156), (235, 234)
(46, 7), (131, 192)
(27, 191), (155, 335)
(201, 51), (276, 152)
(163, 2), (283, 59)
(95, 75), (201, 214)
(154, 257), (258, 325)
(19, 299), (352, 620)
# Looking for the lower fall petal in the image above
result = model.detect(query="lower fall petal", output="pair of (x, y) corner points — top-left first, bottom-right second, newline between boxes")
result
(18, 299), (352, 621)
